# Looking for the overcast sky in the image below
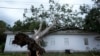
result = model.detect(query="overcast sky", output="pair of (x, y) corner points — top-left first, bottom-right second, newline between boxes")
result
(0, 0), (94, 26)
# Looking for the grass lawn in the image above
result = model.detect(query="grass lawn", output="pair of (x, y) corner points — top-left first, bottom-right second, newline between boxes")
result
(0, 52), (96, 56)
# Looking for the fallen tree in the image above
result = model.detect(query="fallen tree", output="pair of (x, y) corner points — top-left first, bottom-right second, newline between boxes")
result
(12, 0), (83, 56)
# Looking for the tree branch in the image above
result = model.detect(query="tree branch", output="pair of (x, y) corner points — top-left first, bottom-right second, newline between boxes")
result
(32, 21), (43, 39)
(39, 24), (54, 37)
(33, 10), (58, 39)
(38, 17), (57, 38)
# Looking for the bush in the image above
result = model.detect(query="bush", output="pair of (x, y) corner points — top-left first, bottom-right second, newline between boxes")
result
(0, 43), (5, 53)
(0, 34), (6, 44)
(0, 33), (6, 53)
(90, 50), (100, 55)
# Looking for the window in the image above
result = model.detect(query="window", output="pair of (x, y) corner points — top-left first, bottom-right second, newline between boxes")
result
(64, 38), (69, 45)
(9, 38), (18, 47)
(9, 38), (13, 45)
(84, 38), (88, 45)
(95, 36), (100, 40)
(50, 38), (55, 46)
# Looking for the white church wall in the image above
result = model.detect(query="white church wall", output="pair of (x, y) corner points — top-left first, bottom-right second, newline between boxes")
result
(44, 34), (100, 52)
(4, 32), (100, 52)
(4, 34), (28, 52)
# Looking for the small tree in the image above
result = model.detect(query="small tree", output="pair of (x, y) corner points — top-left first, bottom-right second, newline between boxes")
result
(80, 0), (100, 33)
(84, 7), (100, 32)
(0, 20), (7, 52)
(0, 20), (6, 34)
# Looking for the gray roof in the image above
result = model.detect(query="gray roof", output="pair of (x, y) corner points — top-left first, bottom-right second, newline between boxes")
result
(50, 30), (99, 35)
(4, 30), (99, 35)
(4, 31), (33, 35)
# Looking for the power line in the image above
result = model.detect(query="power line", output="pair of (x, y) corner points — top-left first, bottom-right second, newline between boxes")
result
(0, 2), (49, 6)
(0, 6), (94, 10)
(0, 7), (26, 10)
(0, 7), (49, 11)
(0, 7), (50, 11)
(0, 1), (45, 3)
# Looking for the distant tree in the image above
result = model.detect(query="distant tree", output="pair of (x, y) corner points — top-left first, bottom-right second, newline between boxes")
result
(12, 20), (23, 32)
(0, 20), (12, 31)
(23, 18), (47, 32)
(12, 18), (47, 32)
(6, 24), (12, 31)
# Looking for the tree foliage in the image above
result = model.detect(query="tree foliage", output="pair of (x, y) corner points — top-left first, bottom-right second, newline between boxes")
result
(84, 8), (100, 32)
(12, 0), (84, 32)
(12, 19), (47, 32)
(0, 20), (7, 48)
(0, 20), (6, 34)
(23, 0), (83, 31)
(80, 4), (90, 14)
(12, 20), (23, 31)
(82, 0), (100, 33)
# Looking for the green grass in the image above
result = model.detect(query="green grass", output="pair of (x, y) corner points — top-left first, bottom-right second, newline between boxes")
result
(43, 52), (92, 56)
(0, 52), (96, 56)
(0, 53), (27, 56)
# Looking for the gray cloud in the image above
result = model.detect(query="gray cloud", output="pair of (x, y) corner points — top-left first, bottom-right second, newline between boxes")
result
(0, 11), (15, 26)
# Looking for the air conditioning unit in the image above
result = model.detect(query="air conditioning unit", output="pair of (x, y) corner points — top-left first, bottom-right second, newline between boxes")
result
(95, 36), (100, 40)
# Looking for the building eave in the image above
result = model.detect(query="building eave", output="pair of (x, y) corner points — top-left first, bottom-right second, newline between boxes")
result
(5, 30), (100, 35)
(49, 30), (99, 35)
(4, 31), (33, 35)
